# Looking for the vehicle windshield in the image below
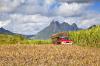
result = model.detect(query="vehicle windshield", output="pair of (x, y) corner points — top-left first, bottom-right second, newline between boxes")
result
(60, 37), (69, 40)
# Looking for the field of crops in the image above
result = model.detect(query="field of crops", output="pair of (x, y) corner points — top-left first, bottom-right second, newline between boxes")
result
(0, 26), (100, 48)
(0, 34), (52, 45)
(0, 26), (100, 66)
(0, 44), (100, 66)
(68, 26), (100, 47)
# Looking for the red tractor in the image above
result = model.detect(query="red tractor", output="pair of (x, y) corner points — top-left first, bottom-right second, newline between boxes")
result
(51, 32), (73, 45)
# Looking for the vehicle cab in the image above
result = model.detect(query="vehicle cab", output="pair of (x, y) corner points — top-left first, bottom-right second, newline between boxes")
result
(59, 37), (73, 44)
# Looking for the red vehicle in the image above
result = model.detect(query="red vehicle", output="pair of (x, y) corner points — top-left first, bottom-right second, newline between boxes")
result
(51, 32), (73, 45)
(58, 37), (73, 44)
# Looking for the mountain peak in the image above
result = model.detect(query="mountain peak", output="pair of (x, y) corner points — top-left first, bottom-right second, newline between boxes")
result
(33, 20), (80, 39)
(0, 27), (5, 30)
(50, 20), (60, 25)
(61, 22), (70, 26)
(72, 23), (77, 26)
(71, 23), (79, 30)
(0, 27), (13, 34)
(88, 25), (96, 29)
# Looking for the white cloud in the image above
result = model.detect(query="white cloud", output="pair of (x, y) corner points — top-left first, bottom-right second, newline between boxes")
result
(51, 12), (100, 29)
(0, 20), (10, 27)
(0, 0), (99, 35)
(56, 3), (90, 16)
(4, 14), (52, 35)
(79, 13), (100, 28)
(45, 0), (55, 4)
(0, 0), (25, 12)
(3, 12), (100, 35)
(58, 0), (99, 3)
(0, 0), (90, 16)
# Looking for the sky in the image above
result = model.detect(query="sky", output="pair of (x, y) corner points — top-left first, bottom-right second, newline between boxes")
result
(0, 0), (100, 35)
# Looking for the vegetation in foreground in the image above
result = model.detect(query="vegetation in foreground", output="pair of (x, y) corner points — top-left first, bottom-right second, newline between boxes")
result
(0, 34), (25, 44)
(0, 34), (52, 45)
(0, 26), (100, 48)
(68, 26), (100, 47)
(0, 26), (100, 66)
(0, 45), (100, 66)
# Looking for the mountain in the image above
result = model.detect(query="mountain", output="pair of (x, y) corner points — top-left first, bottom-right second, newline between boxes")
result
(88, 25), (96, 29)
(0, 27), (34, 39)
(0, 27), (14, 34)
(33, 21), (80, 39)
(22, 35), (35, 39)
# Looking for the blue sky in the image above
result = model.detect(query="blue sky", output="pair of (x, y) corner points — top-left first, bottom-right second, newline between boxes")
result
(89, 2), (100, 13)
(0, 0), (100, 35)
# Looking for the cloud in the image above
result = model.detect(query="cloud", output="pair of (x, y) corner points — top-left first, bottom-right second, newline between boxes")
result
(0, 0), (99, 35)
(3, 12), (100, 35)
(58, 0), (100, 3)
(0, 20), (10, 27)
(55, 3), (90, 17)
(0, 0), (89, 16)
(79, 13), (100, 28)
(14, 0), (58, 15)
(15, 0), (90, 17)
(4, 14), (52, 35)
(0, 0), (24, 13)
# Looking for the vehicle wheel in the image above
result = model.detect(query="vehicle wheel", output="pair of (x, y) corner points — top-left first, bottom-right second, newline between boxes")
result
(57, 42), (61, 44)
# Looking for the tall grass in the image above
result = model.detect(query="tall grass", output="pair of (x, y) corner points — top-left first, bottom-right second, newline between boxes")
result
(0, 45), (100, 66)
(68, 26), (100, 47)
(0, 26), (100, 47)
(0, 34), (25, 44)
(0, 34), (52, 45)
(25, 39), (52, 45)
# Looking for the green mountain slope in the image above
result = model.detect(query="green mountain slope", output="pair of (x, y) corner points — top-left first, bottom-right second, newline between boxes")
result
(33, 21), (80, 39)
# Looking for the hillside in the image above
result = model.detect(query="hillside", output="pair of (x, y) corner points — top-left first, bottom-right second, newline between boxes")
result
(0, 27), (13, 34)
(0, 27), (34, 39)
(0, 25), (100, 48)
(0, 26), (100, 66)
(33, 21), (80, 39)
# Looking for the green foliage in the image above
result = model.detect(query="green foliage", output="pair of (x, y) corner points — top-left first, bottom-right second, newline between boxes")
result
(68, 26), (100, 47)
(0, 26), (100, 48)
(26, 40), (52, 45)
(0, 34), (52, 45)
(0, 34), (26, 44)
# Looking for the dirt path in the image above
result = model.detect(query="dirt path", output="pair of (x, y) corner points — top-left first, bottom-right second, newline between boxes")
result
(0, 44), (100, 66)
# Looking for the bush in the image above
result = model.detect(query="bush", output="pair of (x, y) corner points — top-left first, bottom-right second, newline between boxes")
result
(0, 34), (26, 44)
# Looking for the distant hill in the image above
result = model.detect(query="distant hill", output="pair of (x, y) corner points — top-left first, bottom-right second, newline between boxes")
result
(33, 20), (80, 39)
(88, 25), (96, 29)
(0, 27), (35, 39)
(0, 27), (14, 34)
(0, 34), (26, 44)
(22, 35), (35, 39)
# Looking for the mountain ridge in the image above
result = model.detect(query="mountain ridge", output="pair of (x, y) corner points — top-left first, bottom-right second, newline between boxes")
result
(0, 27), (34, 38)
(0, 27), (14, 34)
(33, 21), (80, 39)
